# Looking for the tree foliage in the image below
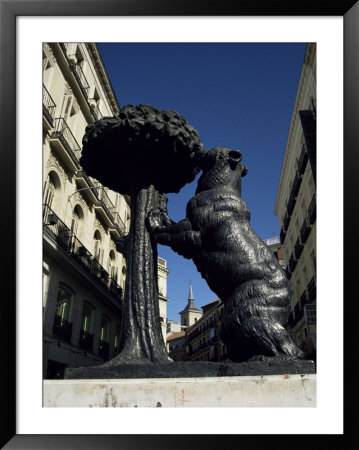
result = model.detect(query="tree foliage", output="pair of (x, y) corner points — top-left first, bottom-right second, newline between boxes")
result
(81, 104), (203, 194)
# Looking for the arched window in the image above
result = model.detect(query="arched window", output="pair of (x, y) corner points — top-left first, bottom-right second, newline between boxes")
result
(71, 204), (84, 238)
(108, 250), (117, 281)
(43, 171), (61, 213)
(93, 230), (102, 262)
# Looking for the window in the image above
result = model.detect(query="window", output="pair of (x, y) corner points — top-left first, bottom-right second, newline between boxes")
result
(43, 171), (61, 212)
(55, 286), (72, 323)
(79, 302), (94, 351)
(93, 230), (103, 263)
(100, 317), (110, 342)
(109, 250), (117, 280)
(71, 204), (84, 238)
(53, 285), (73, 342)
(99, 316), (110, 359)
(81, 302), (94, 333)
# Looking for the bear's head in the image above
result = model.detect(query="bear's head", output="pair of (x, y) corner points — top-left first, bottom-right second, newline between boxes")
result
(195, 147), (248, 195)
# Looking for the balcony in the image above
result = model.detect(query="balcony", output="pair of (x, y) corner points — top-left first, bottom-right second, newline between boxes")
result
(89, 258), (109, 283)
(53, 315), (72, 342)
(291, 170), (302, 198)
(43, 84), (56, 129)
(75, 171), (99, 204)
(300, 216), (311, 244)
(308, 194), (316, 224)
(43, 204), (72, 251)
(98, 340), (110, 359)
(110, 211), (127, 236)
(70, 62), (90, 97)
(287, 192), (296, 217)
(307, 276), (316, 302)
(43, 204), (122, 305)
(79, 329), (94, 351)
(50, 118), (81, 172)
(283, 212), (291, 232)
(300, 289), (309, 307)
(294, 236), (304, 260)
(108, 278), (123, 301)
(297, 144), (309, 175)
(288, 253), (297, 273)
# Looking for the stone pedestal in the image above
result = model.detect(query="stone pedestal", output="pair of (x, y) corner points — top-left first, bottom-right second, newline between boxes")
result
(43, 374), (316, 407)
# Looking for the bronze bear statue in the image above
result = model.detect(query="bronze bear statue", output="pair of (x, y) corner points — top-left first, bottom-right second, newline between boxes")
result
(148, 146), (304, 362)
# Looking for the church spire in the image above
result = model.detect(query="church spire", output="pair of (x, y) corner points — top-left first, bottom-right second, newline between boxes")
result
(187, 280), (197, 310)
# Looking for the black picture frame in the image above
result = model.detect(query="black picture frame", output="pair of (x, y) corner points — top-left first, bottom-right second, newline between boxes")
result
(1, 0), (357, 448)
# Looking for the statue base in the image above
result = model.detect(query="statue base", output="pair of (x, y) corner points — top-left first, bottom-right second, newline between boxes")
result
(44, 373), (316, 407)
(64, 359), (315, 379)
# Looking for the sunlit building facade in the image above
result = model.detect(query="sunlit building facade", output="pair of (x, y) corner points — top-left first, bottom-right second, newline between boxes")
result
(274, 43), (317, 360)
(42, 43), (169, 378)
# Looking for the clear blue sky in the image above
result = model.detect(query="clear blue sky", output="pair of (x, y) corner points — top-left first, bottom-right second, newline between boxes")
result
(97, 42), (306, 322)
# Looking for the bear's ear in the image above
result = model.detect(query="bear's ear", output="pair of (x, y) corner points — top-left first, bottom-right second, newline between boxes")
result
(241, 165), (248, 177)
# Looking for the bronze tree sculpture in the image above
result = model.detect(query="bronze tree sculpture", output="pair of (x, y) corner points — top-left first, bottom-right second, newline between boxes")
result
(80, 104), (203, 364)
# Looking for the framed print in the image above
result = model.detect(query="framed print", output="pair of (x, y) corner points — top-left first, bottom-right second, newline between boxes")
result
(1, 0), (357, 448)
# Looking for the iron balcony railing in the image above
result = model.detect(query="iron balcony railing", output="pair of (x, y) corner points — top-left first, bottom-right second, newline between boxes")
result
(291, 170), (302, 198)
(76, 171), (99, 200)
(96, 184), (115, 212)
(300, 289), (309, 307)
(287, 192), (296, 217)
(307, 276), (316, 301)
(70, 62), (90, 95)
(43, 204), (121, 303)
(43, 204), (72, 251)
(52, 117), (82, 162)
(283, 212), (291, 232)
(300, 216), (311, 244)
(308, 194), (316, 224)
(109, 278), (123, 299)
(43, 84), (56, 125)
(288, 252), (297, 273)
(294, 236), (304, 260)
(111, 211), (126, 235)
(53, 315), (73, 342)
(297, 144), (309, 175)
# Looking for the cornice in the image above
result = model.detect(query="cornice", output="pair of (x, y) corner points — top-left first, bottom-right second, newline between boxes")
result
(86, 43), (120, 115)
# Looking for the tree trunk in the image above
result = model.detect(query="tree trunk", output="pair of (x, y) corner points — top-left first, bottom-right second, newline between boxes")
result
(111, 184), (172, 364)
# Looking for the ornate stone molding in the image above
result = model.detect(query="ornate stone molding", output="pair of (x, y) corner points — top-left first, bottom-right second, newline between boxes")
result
(46, 151), (68, 184)
(43, 43), (56, 67)
(94, 216), (107, 236)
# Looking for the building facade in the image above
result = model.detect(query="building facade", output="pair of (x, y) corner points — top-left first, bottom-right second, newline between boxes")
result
(274, 43), (317, 360)
(185, 299), (228, 362)
(43, 43), (169, 378)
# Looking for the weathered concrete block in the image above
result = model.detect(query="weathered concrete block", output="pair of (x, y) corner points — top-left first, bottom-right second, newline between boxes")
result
(43, 374), (316, 407)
